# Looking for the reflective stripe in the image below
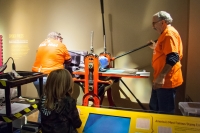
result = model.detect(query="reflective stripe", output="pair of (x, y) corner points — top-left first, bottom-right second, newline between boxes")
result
(32, 66), (64, 71)
(0, 104), (38, 122)
(32, 65), (64, 74)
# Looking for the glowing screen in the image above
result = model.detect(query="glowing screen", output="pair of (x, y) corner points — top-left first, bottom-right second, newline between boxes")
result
(83, 113), (131, 133)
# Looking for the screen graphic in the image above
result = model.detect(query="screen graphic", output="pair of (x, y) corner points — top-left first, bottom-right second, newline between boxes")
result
(83, 113), (131, 133)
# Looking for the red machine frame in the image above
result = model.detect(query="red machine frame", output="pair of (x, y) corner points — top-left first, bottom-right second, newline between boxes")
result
(73, 53), (149, 108)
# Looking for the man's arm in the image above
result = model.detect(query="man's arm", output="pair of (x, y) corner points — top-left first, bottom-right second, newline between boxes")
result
(153, 52), (179, 89)
(64, 58), (72, 66)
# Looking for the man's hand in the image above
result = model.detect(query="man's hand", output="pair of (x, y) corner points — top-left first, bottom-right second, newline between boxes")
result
(149, 40), (156, 49)
(153, 74), (165, 90)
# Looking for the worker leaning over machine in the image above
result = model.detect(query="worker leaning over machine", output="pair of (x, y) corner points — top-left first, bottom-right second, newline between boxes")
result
(32, 31), (71, 122)
(32, 32), (71, 75)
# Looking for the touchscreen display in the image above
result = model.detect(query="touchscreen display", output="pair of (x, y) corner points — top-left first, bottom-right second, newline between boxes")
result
(83, 113), (131, 133)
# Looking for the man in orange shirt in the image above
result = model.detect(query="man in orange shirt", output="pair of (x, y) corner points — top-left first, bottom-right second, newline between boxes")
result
(32, 31), (71, 122)
(149, 11), (183, 114)
(32, 32), (71, 75)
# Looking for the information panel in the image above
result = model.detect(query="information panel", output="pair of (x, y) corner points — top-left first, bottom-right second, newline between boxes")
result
(77, 106), (200, 133)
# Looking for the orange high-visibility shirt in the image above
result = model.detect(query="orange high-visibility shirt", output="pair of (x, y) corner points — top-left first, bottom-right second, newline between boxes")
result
(152, 26), (183, 88)
(32, 39), (71, 74)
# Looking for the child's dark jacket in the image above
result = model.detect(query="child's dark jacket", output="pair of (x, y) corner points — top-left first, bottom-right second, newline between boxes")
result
(38, 96), (82, 133)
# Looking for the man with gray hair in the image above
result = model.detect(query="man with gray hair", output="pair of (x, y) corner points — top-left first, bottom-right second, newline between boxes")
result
(149, 11), (183, 114)
(32, 31), (71, 122)
(47, 32), (63, 42)
(32, 31), (71, 75)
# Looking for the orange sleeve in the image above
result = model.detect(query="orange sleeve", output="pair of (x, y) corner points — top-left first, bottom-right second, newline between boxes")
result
(162, 36), (179, 55)
(61, 44), (71, 61)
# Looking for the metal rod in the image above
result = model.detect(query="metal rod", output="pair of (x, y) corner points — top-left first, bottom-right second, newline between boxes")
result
(120, 79), (147, 110)
(114, 40), (157, 60)
(100, 0), (105, 36)
(90, 31), (94, 53)
(104, 35), (106, 53)
(100, 0), (107, 53)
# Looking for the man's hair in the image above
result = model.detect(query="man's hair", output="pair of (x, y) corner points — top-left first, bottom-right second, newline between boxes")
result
(43, 69), (74, 110)
(47, 31), (62, 39)
(153, 11), (173, 24)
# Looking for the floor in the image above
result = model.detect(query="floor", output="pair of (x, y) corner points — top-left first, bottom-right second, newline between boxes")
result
(27, 110), (39, 122)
